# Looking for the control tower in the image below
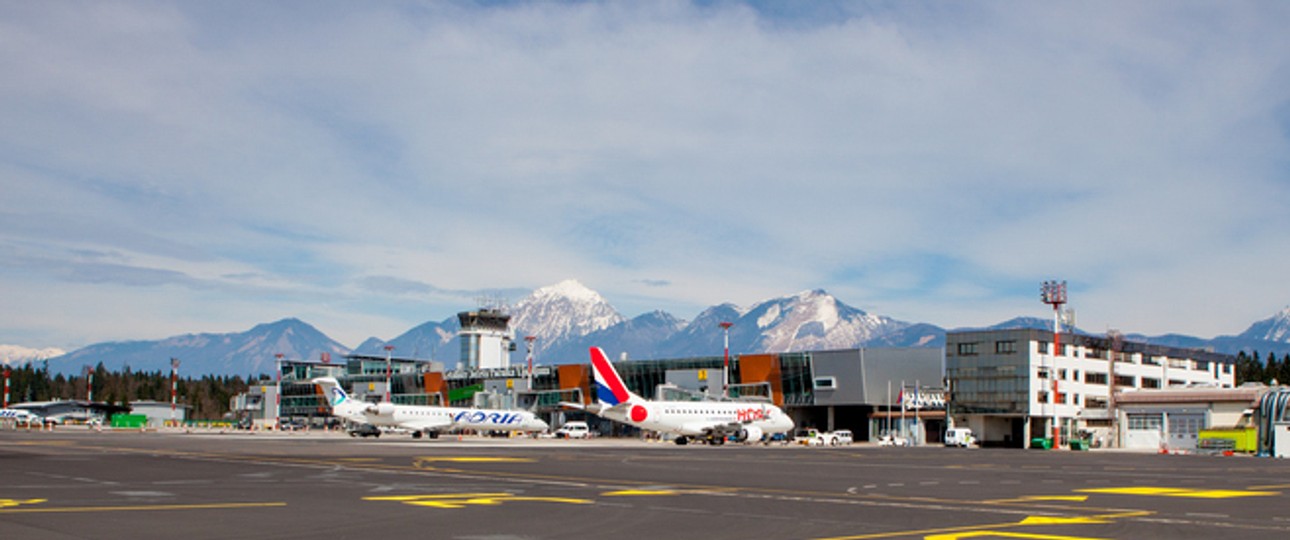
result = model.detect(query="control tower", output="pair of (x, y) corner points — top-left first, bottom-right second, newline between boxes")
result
(457, 308), (515, 370)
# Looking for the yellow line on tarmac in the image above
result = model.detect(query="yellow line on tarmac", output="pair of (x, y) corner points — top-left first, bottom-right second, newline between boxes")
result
(0, 502), (287, 514)
(811, 511), (1149, 540)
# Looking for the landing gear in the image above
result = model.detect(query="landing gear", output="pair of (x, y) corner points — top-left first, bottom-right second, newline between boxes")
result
(675, 436), (689, 446)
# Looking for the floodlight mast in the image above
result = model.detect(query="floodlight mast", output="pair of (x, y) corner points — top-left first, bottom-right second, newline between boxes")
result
(1041, 280), (1068, 448)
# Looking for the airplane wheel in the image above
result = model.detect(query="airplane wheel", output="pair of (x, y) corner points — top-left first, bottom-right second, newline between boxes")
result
(412, 431), (423, 439)
(428, 431), (439, 439)
(675, 436), (689, 446)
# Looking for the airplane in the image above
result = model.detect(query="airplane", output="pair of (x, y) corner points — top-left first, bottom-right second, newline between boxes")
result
(570, 347), (795, 445)
(311, 377), (548, 439)
(0, 408), (42, 425)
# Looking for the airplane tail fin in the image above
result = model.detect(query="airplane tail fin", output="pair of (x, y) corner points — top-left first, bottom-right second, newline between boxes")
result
(311, 377), (350, 408)
(589, 347), (642, 406)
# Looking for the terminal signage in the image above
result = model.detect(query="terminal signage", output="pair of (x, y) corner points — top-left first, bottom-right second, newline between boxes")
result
(444, 366), (552, 381)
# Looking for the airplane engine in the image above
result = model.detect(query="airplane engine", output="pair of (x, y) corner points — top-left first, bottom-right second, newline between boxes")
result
(374, 403), (396, 416)
(736, 426), (764, 443)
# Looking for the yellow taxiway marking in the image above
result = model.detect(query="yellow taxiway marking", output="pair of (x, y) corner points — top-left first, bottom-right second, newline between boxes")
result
(0, 502), (287, 514)
(0, 498), (47, 508)
(364, 492), (591, 509)
(813, 511), (1148, 540)
(988, 495), (1089, 504)
(1018, 516), (1108, 525)
(601, 489), (678, 496)
(1077, 487), (1278, 499)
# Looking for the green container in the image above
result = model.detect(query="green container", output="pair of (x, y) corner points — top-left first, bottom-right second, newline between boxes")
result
(111, 414), (149, 429)
(1030, 437), (1052, 450)
(1069, 439), (1088, 451)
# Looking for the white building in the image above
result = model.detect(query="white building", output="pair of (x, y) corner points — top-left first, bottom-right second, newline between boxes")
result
(130, 400), (191, 426)
(946, 328), (1235, 448)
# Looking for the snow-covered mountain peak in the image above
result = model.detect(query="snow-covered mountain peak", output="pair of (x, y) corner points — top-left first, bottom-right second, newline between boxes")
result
(1, 344), (66, 366)
(510, 281), (625, 345)
(741, 289), (901, 352)
(1242, 306), (1290, 342)
(532, 279), (601, 303)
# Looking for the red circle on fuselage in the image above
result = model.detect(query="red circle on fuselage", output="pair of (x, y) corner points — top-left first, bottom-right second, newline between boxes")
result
(630, 404), (648, 423)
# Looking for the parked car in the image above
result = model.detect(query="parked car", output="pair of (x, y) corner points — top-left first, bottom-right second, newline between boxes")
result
(347, 423), (381, 438)
(553, 421), (590, 439)
(833, 429), (854, 445)
(877, 433), (910, 447)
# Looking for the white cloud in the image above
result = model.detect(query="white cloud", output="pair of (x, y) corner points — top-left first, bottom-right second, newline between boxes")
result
(1, 1), (1288, 349)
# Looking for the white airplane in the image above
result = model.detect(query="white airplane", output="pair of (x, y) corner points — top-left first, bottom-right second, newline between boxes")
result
(572, 347), (794, 445)
(312, 378), (548, 439)
(0, 408), (42, 425)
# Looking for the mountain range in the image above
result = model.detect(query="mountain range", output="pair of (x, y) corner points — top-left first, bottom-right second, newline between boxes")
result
(15, 280), (1290, 376)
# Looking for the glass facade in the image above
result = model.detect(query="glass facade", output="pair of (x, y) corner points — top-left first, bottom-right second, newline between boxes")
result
(946, 331), (1031, 415)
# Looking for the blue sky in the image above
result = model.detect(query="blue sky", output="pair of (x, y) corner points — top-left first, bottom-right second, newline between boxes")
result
(2, 1), (1289, 350)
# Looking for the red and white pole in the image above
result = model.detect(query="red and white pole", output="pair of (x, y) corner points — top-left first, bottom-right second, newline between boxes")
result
(1041, 280), (1068, 449)
(525, 336), (537, 391)
(84, 365), (93, 403)
(383, 345), (394, 403)
(3, 367), (10, 408)
(275, 353), (284, 429)
(170, 358), (179, 426)
(720, 321), (733, 397)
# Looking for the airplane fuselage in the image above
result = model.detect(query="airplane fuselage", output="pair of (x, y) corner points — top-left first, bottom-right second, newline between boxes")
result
(600, 400), (793, 438)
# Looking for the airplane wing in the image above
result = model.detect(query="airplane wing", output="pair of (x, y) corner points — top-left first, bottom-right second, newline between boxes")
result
(397, 417), (453, 433)
(559, 402), (605, 414)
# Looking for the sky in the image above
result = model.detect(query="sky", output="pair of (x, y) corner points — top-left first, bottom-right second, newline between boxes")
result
(2, 1), (1289, 351)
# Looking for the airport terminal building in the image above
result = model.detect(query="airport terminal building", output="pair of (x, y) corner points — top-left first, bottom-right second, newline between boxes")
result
(945, 328), (1236, 448)
(250, 345), (946, 442)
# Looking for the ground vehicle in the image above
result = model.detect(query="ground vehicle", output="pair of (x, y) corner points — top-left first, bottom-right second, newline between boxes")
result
(877, 433), (909, 446)
(348, 423), (381, 438)
(553, 421), (590, 439)
(797, 428), (844, 446)
(833, 429), (854, 445)
(944, 427), (975, 447)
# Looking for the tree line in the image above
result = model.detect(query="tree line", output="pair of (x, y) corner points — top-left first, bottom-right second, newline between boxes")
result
(1234, 351), (1290, 386)
(3, 363), (258, 420)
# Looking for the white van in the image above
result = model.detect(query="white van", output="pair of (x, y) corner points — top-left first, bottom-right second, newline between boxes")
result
(944, 428), (974, 447)
(553, 421), (590, 439)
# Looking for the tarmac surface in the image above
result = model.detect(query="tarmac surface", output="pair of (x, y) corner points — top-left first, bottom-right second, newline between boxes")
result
(4, 427), (1290, 539)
